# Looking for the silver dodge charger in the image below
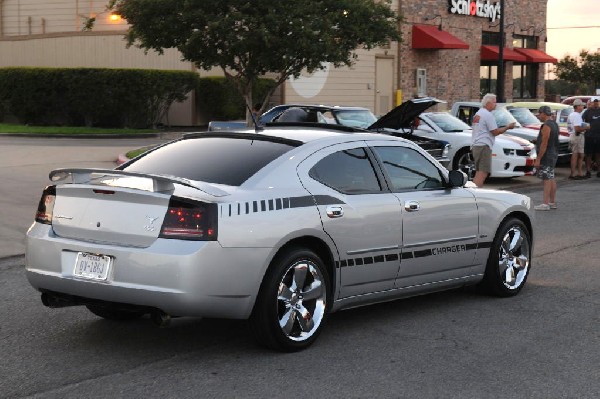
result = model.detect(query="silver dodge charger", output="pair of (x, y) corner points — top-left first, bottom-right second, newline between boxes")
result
(26, 125), (534, 351)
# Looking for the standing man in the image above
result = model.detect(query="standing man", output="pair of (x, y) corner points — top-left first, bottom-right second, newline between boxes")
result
(534, 106), (560, 211)
(471, 93), (515, 186)
(583, 97), (600, 178)
(566, 98), (590, 179)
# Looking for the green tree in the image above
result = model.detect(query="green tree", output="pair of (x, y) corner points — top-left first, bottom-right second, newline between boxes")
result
(104, 0), (401, 124)
(554, 50), (600, 94)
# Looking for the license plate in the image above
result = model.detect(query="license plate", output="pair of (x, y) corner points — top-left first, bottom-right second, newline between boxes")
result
(73, 252), (112, 281)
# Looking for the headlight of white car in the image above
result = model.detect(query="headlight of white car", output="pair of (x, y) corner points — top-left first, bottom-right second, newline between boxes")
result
(503, 149), (517, 156)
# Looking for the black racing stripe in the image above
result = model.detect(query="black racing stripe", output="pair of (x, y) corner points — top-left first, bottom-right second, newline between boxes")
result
(466, 243), (478, 251)
(385, 253), (399, 262)
(268, 199), (274, 211)
(237, 203), (241, 215)
(401, 252), (414, 260)
(228, 204), (232, 217)
(314, 195), (346, 206)
(347, 258), (355, 266)
(283, 198), (290, 209)
(478, 242), (493, 249)
(276, 198), (282, 210)
(363, 257), (373, 265)
(253, 201), (258, 213)
(374, 255), (385, 263)
(261, 200), (266, 211)
(289, 196), (314, 208)
(245, 202), (250, 214)
(340, 260), (348, 267)
(414, 249), (432, 258)
(355, 258), (364, 266)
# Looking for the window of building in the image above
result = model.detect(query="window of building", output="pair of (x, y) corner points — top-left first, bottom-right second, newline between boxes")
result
(480, 65), (497, 98)
(511, 34), (538, 99)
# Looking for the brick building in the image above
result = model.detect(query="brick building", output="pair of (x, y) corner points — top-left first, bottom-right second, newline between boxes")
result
(0, 0), (555, 125)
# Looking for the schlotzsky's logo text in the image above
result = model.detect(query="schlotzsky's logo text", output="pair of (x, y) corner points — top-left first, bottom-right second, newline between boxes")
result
(448, 0), (502, 22)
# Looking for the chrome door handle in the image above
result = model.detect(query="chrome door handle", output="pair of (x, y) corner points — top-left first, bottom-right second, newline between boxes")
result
(326, 206), (344, 218)
(405, 201), (420, 212)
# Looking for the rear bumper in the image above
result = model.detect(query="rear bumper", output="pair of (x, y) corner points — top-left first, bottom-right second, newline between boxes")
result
(25, 223), (271, 319)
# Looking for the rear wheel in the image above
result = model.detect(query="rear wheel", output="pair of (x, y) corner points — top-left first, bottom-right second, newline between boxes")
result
(454, 148), (475, 180)
(480, 218), (531, 297)
(86, 304), (146, 321)
(250, 247), (329, 352)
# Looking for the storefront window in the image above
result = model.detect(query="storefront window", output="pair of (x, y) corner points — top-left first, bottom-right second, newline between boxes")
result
(513, 64), (537, 99)
(511, 34), (538, 99)
(480, 65), (497, 98)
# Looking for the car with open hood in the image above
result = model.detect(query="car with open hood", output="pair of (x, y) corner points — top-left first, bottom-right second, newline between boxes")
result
(26, 124), (534, 352)
(209, 102), (450, 166)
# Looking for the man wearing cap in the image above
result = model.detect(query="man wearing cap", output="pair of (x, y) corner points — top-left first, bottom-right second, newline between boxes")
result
(582, 97), (600, 178)
(534, 105), (560, 211)
(566, 98), (590, 179)
(471, 93), (515, 186)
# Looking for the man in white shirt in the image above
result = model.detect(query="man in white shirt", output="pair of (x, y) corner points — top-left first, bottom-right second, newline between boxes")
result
(471, 93), (515, 186)
(566, 98), (589, 179)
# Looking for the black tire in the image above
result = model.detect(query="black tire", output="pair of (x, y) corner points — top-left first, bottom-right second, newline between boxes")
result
(250, 247), (330, 352)
(480, 218), (532, 297)
(453, 148), (475, 180)
(86, 304), (146, 321)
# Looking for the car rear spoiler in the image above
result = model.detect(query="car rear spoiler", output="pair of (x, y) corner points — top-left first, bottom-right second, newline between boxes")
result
(49, 168), (230, 197)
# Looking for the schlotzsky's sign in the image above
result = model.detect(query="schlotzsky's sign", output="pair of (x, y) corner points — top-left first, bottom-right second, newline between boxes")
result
(448, 0), (502, 23)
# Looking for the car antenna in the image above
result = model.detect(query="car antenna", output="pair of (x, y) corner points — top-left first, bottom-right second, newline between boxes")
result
(247, 103), (264, 133)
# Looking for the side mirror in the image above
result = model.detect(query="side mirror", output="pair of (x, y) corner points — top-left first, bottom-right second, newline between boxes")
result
(448, 170), (468, 188)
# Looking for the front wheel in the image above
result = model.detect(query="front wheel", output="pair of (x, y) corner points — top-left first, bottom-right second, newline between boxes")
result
(250, 247), (329, 352)
(480, 218), (532, 297)
(454, 148), (475, 180)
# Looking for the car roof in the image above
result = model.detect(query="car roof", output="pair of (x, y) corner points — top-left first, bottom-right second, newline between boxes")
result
(507, 102), (571, 110)
(266, 104), (372, 112)
(183, 125), (405, 146)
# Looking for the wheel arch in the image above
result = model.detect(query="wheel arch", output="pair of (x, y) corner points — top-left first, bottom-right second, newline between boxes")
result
(499, 210), (534, 243)
(255, 235), (337, 311)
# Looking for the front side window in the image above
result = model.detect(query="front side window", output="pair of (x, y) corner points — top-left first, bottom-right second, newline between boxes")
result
(309, 148), (382, 194)
(373, 146), (444, 191)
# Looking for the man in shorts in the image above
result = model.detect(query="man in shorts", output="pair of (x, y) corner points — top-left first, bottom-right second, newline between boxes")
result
(534, 106), (560, 211)
(583, 97), (600, 178)
(471, 93), (515, 186)
(566, 98), (590, 179)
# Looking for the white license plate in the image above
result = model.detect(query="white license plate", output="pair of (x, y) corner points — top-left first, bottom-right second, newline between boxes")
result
(73, 252), (112, 281)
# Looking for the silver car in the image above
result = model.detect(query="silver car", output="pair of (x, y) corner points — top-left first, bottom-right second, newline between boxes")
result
(26, 126), (535, 351)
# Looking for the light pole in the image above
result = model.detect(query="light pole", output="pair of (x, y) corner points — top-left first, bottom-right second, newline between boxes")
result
(496, 0), (505, 102)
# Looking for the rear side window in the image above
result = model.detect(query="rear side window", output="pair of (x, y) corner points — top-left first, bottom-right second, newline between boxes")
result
(309, 148), (382, 194)
(123, 136), (297, 186)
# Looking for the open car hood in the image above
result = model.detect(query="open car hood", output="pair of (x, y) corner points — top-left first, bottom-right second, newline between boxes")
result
(368, 97), (445, 131)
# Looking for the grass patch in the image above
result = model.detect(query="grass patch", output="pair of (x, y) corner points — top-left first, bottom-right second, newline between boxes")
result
(0, 123), (159, 135)
(126, 146), (155, 159)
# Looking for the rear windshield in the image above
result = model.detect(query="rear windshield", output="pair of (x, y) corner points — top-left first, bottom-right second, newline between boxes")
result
(122, 136), (298, 186)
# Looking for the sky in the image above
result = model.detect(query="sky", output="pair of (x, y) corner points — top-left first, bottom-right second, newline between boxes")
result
(546, 0), (600, 59)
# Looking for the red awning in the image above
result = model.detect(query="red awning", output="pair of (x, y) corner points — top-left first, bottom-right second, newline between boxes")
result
(513, 48), (558, 63)
(480, 45), (527, 62)
(412, 24), (469, 50)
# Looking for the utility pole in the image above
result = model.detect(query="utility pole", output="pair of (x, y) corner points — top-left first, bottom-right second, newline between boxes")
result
(497, 0), (505, 102)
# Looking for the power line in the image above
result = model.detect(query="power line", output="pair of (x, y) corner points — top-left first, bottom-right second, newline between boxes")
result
(547, 26), (600, 30)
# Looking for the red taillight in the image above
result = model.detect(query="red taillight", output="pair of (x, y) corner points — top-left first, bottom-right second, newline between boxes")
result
(35, 185), (56, 225)
(159, 197), (217, 241)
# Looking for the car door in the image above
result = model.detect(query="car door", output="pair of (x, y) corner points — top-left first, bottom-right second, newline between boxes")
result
(370, 144), (479, 288)
(297, 142), (403, 298)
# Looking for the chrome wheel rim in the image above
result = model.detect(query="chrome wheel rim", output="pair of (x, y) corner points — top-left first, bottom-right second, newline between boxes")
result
(457, 152), (475, 179)
(277, 259), (326, 342)
(498, 225), (530, 290)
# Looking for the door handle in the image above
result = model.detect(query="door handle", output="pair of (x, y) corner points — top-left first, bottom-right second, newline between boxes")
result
(326, 206), (344, 218)
(405, 201), (420, 212)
